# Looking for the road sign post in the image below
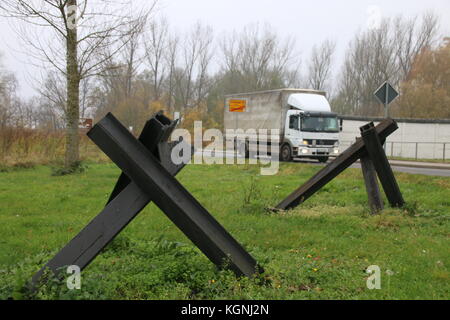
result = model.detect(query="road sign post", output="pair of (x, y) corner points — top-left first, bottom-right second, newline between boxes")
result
(374, 81), (399, 119)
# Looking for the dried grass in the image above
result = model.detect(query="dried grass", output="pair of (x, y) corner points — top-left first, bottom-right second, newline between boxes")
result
(0, 127), (108, 167)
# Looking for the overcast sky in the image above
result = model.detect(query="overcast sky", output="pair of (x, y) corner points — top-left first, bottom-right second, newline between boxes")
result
(0, 0), (449, 98)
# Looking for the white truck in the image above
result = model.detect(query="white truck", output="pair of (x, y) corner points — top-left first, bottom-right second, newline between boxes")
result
(224, 88), (341, 162)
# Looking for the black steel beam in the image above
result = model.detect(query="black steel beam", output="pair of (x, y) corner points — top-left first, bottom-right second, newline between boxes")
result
(360, 122), (405, 207)
(360, 155), (384, 214)
(276, 119), (399, 210)
(30, 113), (188, 288)
(107, 112), (177, 204)
(87, 113), (262, 278)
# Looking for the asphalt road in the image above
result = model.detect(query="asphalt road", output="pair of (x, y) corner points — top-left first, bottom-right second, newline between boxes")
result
(196, 150), (450, 177)
(352, 163), (450, 177)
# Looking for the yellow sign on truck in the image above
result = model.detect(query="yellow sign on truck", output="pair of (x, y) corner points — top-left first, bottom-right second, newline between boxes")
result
(229, 99), (247, 112)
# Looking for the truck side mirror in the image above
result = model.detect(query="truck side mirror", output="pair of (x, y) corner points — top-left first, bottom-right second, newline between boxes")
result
(339, 118), (343, 132)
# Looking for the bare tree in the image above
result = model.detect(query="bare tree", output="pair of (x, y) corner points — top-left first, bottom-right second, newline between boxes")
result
(333, 13), (440, 116)
(144, 17), (169, 101)
(0, 54), (19, 129)
(0, 0), (155, 169)
(192, 24), (215, 107)
(174, 22), (214, 110)
(307, 39), (336, 92)
(219, 23), (299, 94)
(334, 19), (404, 116)
(118, 18), (147, 99)
(165, 33), (179, 112)
(394, 12), (440, 80)
(37, 70), (92, 123)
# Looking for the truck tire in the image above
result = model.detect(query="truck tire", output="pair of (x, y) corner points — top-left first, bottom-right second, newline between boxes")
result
(280, 144), (292, 162)
(318, 156), (329, 163)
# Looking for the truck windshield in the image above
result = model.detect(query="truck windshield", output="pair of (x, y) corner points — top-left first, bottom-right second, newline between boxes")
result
(301, 116), (339, 133)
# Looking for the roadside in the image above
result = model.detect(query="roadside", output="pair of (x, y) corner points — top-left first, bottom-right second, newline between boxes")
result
(198, 149), (450, 169)
(388, 157), (450, 164)
(387, 159), (450, 170)
(196, 149), (450, 177)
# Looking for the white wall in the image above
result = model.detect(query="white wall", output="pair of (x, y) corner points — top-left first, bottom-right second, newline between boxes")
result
(340, 119), (450, 160)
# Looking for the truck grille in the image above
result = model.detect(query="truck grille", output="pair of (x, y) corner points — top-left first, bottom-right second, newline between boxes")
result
(304, 139), (337, 146)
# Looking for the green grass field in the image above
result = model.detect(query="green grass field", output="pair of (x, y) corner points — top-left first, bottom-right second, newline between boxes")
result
(0, 161), (449, 300)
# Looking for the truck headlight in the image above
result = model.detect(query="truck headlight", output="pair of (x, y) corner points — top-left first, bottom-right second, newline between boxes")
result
(301, 148), (309, 154)
(303, 140), (309, 145)
(333, 148), (339, 154)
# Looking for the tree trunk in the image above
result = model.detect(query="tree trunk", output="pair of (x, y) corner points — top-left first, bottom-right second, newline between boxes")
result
(65, 0), (80, 168)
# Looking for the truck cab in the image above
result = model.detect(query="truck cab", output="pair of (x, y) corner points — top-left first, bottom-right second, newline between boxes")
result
(281, 93), (340, 162)
(224, 88), (340, 163)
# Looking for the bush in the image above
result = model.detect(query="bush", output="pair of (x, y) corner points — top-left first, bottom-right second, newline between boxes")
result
(51, 161), (88, 176)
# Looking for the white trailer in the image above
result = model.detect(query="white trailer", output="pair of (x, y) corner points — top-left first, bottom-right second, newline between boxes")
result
(224, 88), (341, 162)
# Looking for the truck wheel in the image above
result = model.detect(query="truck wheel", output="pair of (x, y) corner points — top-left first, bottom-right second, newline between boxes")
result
(280, 144), (292, 162)
(318, 157), (329, 163)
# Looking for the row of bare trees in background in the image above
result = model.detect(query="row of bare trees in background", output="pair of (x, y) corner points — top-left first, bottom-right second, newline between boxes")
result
(1, 0), (154, 168)
(0, 2), (449, 167)
(334, 13), (446, 116)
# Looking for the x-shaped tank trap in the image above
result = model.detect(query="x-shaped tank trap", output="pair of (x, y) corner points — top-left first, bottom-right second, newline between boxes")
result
(30, 112), (404, 289)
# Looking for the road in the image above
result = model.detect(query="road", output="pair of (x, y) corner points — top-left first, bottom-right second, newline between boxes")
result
(195, 150), (450, 177)
(349, 163), (450, 177)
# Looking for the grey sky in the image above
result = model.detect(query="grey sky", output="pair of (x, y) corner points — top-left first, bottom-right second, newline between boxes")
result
(1, 0), (449, 98)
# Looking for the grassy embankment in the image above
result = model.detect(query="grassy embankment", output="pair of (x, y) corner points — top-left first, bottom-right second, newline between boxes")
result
(0, 161), (449, 299)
